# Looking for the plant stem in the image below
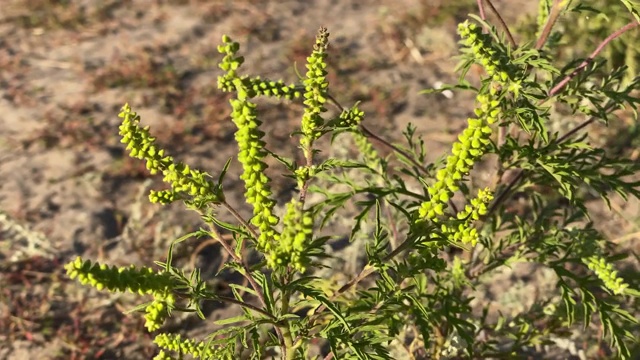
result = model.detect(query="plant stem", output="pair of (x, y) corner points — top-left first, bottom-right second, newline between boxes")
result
(482, 0), (517, 48)
(311, 8), (640, 333)
(535, 0), (565, 50)
(222, 200), (260, 241)
(220, 200), (259, 279)
(202, 211), (289, 352)
(325, 93), (429, 175)
(211, 295), (277, 320)
(280, 284), (295, 360)
(546, 21), (640, 99)
(476, 0), (486, 20)
(486, 19), (639, 216)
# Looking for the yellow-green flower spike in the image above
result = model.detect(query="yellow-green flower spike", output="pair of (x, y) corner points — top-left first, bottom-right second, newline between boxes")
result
(144, 295), (175, 332)
(419, 94), (498, 221)
(154, 333), (232, 359)
(457, 20), (522, 94)
(118, 104), (223, 207)
(229, 80), (279, 250)
(65, 256), (176, 296)
(217, 35), (300, 100)
(153, 350), (176, 360)
(339, 105), (365, 128)
(246, 76), (301, 99)
(217, 35), (243, 92)
(300, 27), (330, 159)
(65, 256), (177, 331)
(585, 256), (629, 295)
(441, 188), (494, 246)
(456, 187), (494, 221)
(419, 19), (524, 222)
(270, 199), (314, 272)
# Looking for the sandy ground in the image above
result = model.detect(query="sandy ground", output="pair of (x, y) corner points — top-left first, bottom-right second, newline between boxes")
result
(0, 1), (638, 359)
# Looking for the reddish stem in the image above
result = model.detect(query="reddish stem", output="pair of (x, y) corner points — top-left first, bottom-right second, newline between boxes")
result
(547, 21), (640, 98)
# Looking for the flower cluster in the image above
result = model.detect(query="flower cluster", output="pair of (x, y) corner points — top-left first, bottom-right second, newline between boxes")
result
(217, 35), (243, 92)
(246, 77), (301, 99)
(416, 20), (526, 222)
(144, 295), (176, 332)
(458, 21), (518, 87)
(256, 28), (331, 272)
(218, 35), (301, 100)
(336, 105), (384, 175)
(270, 199), (314, 272)
(65, 256), (176, 295)
(65, 256), (177, 331)
(300, 27), (330, 158)
(153, 350), (174, 360)
(229, 80), (279, 250)
(441, 188), (494, 246)
(458, 20), (524, 98)
(294, 165), (318, 189)
(216, 36), (282, 253)
(154, 333), (231, 360)
(455, 187), (493, 221)
(338, 105), (365, 128)
(118, 104), (223, 206)
(419, 94), (498, 221)
(585, 256), (629, 295)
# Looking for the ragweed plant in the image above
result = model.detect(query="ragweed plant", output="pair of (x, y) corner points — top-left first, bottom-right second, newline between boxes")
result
(66, 1), (640, 359)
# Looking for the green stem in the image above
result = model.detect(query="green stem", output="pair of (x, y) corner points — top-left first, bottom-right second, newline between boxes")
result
(281, 323), (295, 360)
(280, 274), (295, 360)
(199, 208), (290, 353)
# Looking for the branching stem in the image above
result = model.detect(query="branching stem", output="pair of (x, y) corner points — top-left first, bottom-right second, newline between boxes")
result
(488, 20), (639, 216)
(547, 21), (640, 99)
(482, 0), (517, 48)
(203, 204), (288, 355)
(313, 8), (640, 335)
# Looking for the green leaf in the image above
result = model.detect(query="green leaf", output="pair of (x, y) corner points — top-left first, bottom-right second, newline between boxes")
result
(254, 272), (275, 315)
(228, 283), (258, 297)
(419, 82), (476, 95)
(160, 231), (200, 270)
(283, 276), (321, 291)
(217, 157), (232, 185)
(622, 287), (640, 297)
(124, 301), (154, 315)
(317, 158), (368, 172)
(296, 287), (351, 332)
(619, 0), (640, 23)
(264, 148), (296, 171)
(214, 314), (250, 326)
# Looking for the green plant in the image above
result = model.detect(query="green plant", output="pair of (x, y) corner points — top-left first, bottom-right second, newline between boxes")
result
(519, 0), (640, 84)
(65, 1), (640, 358)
